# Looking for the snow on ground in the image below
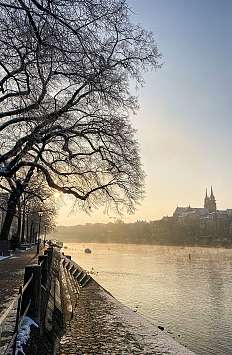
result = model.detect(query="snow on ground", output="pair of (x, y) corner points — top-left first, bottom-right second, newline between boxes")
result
(99, 287), (195, 354)
(15, 316), (38, 355)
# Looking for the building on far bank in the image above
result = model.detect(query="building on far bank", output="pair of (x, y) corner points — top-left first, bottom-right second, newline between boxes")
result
(174, 187), (218, 219)
(204, 187), (216, 212)
(172, 187), (232, 240)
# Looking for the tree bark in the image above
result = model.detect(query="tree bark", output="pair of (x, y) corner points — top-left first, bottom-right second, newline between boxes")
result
(16, 201), (22, 242)
(21, 197), (26, 243)
(26, 214), (29, 243)
(1, 164), (37, 241)
(0, 189), (22, 240)
(30, 221), (34, 244)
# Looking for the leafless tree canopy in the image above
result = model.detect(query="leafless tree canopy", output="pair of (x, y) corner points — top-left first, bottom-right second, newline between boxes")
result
(0, 0), (161, 214)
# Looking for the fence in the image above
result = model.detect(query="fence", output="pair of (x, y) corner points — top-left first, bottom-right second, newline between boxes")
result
(0, 249), (90, 354)
(0, 247), (53, 355)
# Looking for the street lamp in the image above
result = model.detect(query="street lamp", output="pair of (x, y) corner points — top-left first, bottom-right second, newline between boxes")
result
(43, 225), (47, 247)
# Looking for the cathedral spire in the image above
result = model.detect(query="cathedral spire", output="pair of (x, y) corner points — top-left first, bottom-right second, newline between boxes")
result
(210, 186), (214, 197)
(208, 186), (216, 212)
(204, 188), (209, 209)
(204, 186), (216, 212)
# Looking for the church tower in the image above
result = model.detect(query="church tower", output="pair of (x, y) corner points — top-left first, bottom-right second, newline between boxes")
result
(204, 187), (216, 212)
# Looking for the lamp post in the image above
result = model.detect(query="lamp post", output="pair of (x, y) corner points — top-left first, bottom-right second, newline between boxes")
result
(37, 211), (43, 255)
(43, 225), (47, 247)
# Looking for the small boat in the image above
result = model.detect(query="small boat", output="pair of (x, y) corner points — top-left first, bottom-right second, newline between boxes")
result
(84, 248), (92, 254)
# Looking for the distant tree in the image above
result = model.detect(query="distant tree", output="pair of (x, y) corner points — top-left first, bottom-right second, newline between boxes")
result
(25, 194), (56, 244)
(0, 0), (161, 239)
(0, 153), (43, 240)
(0, 171), (56, 240)
(20, 174), (56, 243)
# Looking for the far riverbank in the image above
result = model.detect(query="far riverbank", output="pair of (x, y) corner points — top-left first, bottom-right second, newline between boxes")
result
(51, 221), (232, 248)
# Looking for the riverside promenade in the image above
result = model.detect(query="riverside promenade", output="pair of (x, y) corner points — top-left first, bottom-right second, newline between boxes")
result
(58, 260), (195, 355)
(0, 247), (37, 314)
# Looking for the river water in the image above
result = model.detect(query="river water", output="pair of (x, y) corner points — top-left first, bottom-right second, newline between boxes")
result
(63, 243), (232, 355)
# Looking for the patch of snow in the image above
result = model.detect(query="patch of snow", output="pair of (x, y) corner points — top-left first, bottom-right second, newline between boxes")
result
(0, 256), (10, 261)
(0, 165), (8, 174)
(15, 316), (38, 355)
(17, 246), (33, 253)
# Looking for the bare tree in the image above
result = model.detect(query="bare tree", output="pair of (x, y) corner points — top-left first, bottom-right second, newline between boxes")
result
(24, 184), (57, 244)
(0, 171), (56, 241)
(21, 174), (57, 243)
(0, 0), (161, 240)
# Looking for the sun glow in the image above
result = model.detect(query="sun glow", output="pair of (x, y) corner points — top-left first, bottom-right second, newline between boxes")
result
(54, 191), (61, 199)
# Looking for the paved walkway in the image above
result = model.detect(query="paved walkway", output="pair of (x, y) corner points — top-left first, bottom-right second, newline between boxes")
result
(0, 247), (38, 314)
(58, 278), (194, 355)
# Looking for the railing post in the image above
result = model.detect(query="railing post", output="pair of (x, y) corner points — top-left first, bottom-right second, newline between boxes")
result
(44, 247), (53, 270)
(36, 239), (40, 255)
(12, 286), (23, 354)
(73, 268), (80, 278)
(14, 286), (22, 333)
(38, 255), (48, 288)
(21, 265), (41, 325)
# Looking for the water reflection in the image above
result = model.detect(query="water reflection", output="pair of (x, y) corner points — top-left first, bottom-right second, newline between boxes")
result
(64, 243), (232, 355)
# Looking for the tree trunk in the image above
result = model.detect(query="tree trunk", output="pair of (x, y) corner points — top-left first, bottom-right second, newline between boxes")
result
(21, 197), (26, 243)
(0, 189), (22, 240)
(26, 214), (30, 243)
(16, 201), (22, 242)
(30, 221), (34, 244)
(1, 164), (37, 241)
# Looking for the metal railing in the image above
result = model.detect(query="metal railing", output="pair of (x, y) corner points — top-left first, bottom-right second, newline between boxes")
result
(0, 297), (18, 350)
(1, 273), (34, 355)
(0, 247), (53, 355)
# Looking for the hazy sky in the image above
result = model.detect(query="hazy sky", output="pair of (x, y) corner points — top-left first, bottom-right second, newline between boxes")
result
(57, 0), (232, 226)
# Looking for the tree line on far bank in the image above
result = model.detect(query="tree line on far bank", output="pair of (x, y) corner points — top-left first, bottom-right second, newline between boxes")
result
(51, 217), (232, 247)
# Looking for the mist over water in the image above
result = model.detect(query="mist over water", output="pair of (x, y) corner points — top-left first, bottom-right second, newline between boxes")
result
(63, 243), (232, 355)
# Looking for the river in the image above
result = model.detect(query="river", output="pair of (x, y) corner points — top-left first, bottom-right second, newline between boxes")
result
(63, 243), (232, 355)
